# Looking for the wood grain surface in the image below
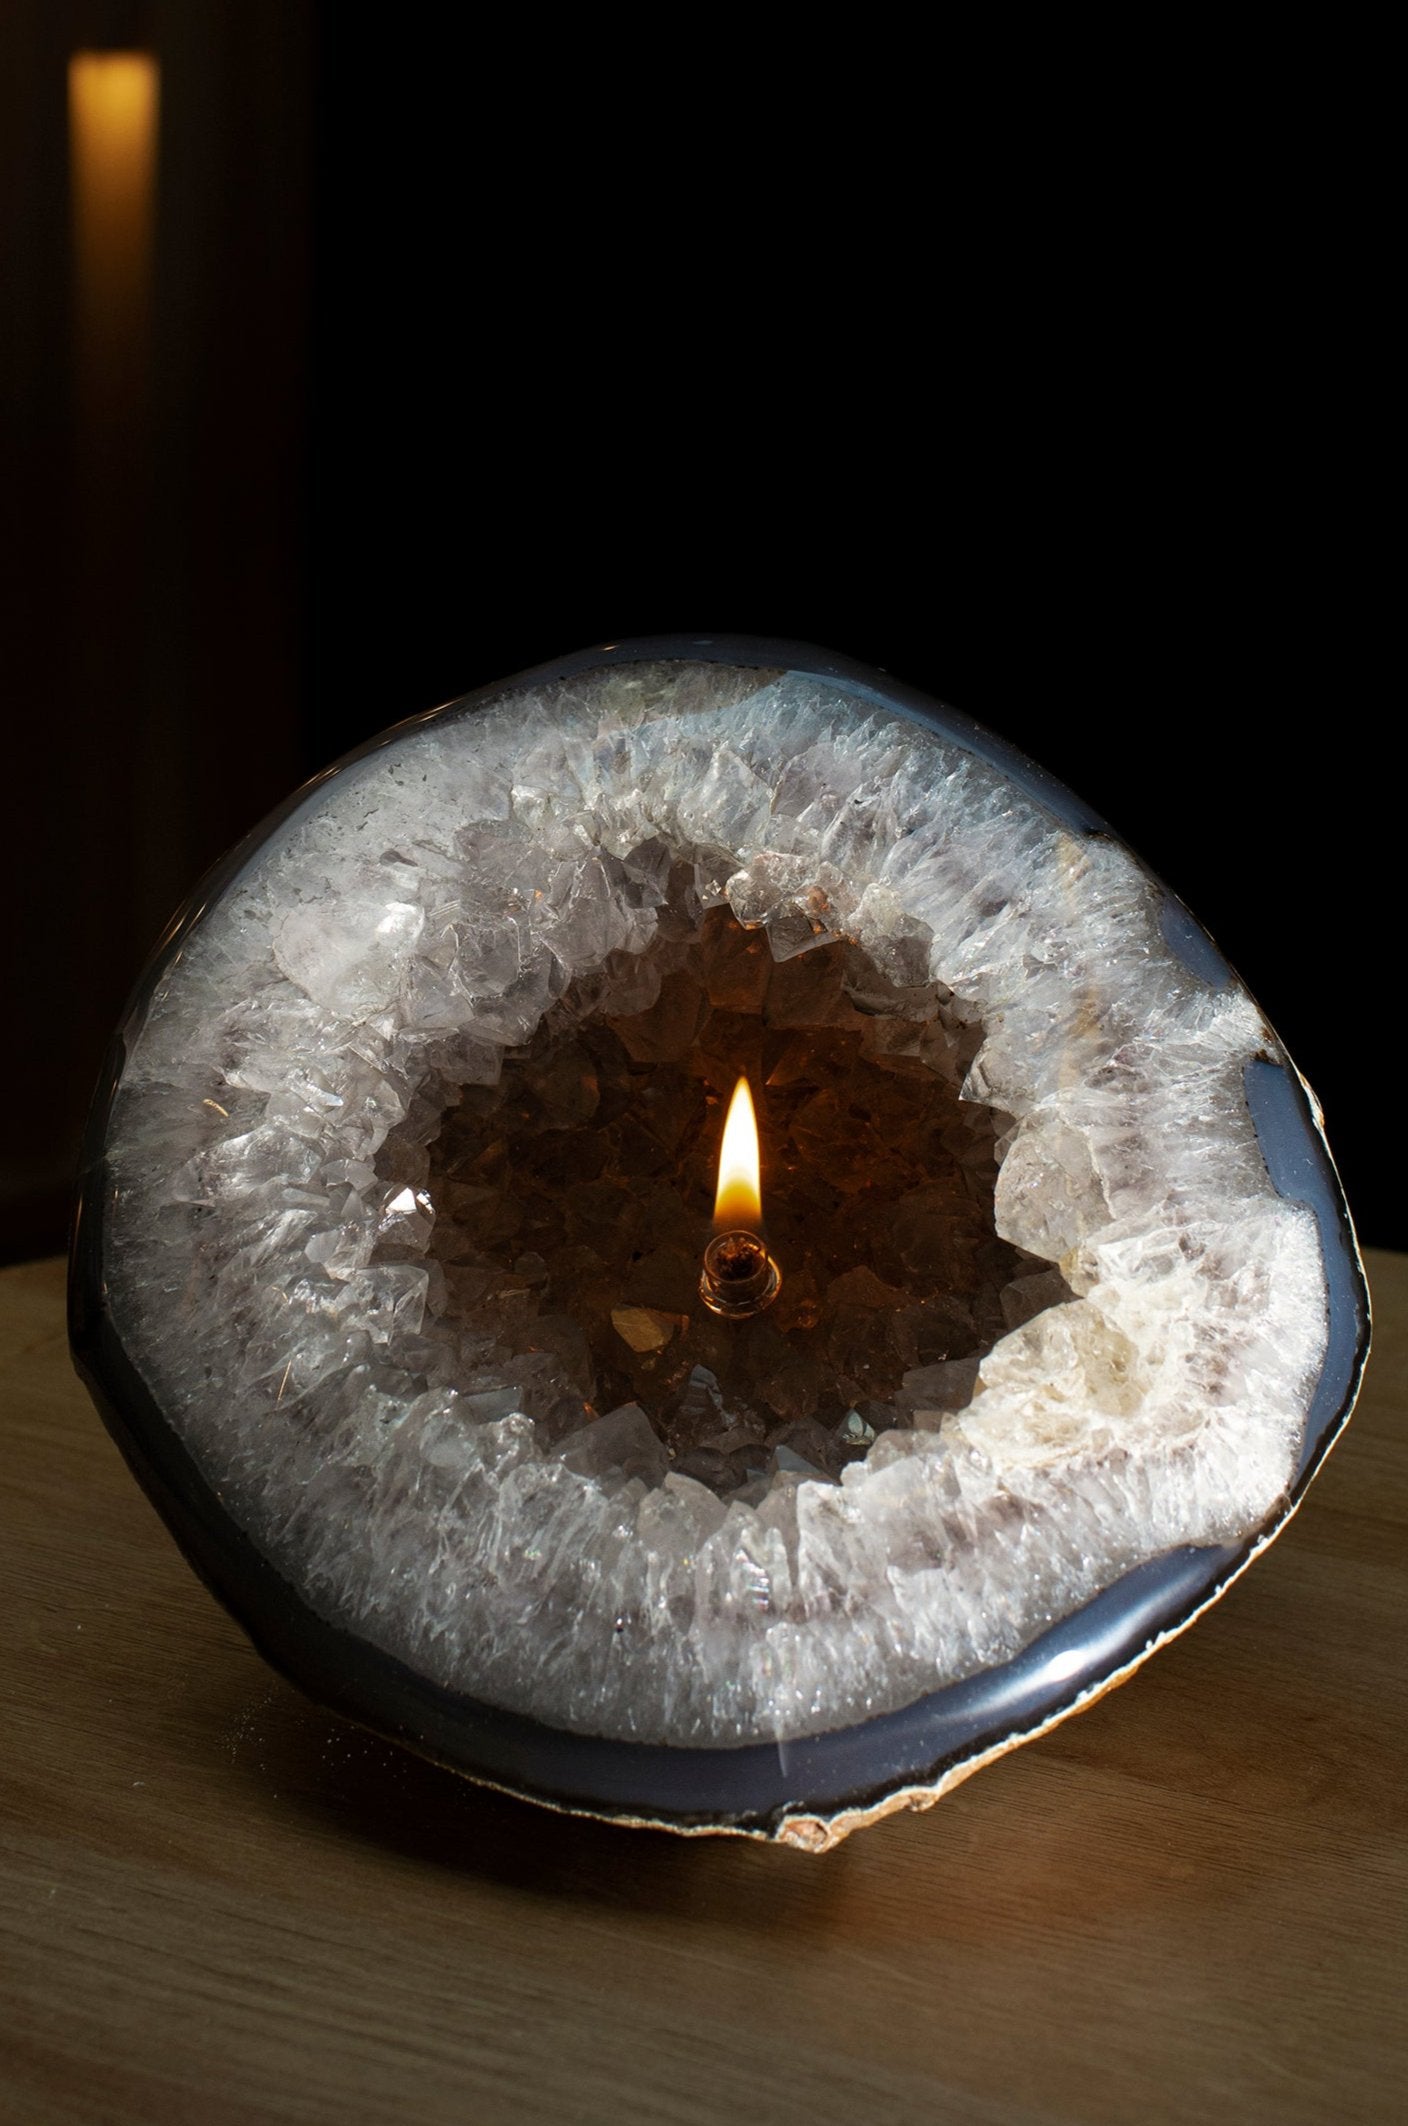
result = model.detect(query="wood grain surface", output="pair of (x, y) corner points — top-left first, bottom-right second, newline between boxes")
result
(2, 1252), (1403, 2126)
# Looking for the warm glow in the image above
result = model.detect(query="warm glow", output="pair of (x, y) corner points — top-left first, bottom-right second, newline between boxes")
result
(69, 52), (159, 420)
(714, 1077), (764, 1231)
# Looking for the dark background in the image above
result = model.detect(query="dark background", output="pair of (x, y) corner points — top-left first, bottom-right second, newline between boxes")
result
(3, 2), (1391, 1261)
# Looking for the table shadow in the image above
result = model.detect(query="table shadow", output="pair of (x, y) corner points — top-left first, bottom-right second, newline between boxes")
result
(211, 1666), (865, 1931)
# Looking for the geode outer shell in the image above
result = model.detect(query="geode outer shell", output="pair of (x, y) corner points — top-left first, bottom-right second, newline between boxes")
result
(70, 636), (1369, 1848)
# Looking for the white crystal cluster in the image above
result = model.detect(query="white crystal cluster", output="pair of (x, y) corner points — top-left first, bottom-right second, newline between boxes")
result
(104, 661), (1328, 1746)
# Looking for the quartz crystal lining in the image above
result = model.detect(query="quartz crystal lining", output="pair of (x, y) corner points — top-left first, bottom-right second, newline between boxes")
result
(102, 661), (1329, 1747)
(388, 904), (1046, 1497)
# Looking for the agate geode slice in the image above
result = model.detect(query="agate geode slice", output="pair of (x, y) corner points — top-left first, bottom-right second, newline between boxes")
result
(71, 637), (1369, 1848)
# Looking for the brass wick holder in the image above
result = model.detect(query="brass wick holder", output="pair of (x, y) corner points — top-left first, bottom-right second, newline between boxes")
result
(700, 1229), (781, 1319)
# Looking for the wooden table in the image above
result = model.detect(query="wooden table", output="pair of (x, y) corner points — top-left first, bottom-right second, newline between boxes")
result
(2, 1252), (1403, 2125)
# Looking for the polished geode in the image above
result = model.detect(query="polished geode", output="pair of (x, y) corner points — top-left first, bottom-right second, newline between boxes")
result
(93, 652), (1339, 1756)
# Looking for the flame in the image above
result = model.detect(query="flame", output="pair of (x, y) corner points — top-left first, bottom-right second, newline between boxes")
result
(714, 1077), (764, 1232)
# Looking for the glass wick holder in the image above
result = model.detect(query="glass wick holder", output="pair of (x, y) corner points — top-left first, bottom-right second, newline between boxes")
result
(699, 1229), (781, 1319)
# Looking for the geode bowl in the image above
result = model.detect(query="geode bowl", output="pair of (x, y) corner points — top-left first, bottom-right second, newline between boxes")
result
(70, 636), (1369, 1848)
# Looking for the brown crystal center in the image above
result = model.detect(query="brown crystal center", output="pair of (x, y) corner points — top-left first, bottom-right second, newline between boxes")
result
(374, 894), (1060, 1495)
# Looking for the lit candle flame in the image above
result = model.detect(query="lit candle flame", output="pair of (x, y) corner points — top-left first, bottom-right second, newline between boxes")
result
(714, 1076), (763, 1232)
(701, 1077), (780, 1317)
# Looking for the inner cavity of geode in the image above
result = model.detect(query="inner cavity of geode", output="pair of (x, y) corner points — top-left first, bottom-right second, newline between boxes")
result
(371, 888), (1064, 1500)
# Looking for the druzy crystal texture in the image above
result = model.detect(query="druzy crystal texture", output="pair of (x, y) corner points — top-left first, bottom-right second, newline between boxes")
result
(75, 641), (1366, 1837)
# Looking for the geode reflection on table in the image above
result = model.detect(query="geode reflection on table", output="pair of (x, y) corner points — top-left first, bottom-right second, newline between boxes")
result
(71, 639), (1368, 1847)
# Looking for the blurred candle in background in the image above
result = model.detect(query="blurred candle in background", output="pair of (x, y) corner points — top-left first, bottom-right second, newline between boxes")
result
(69, 50), (158, 430)
(66, 47), (161, 1165)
